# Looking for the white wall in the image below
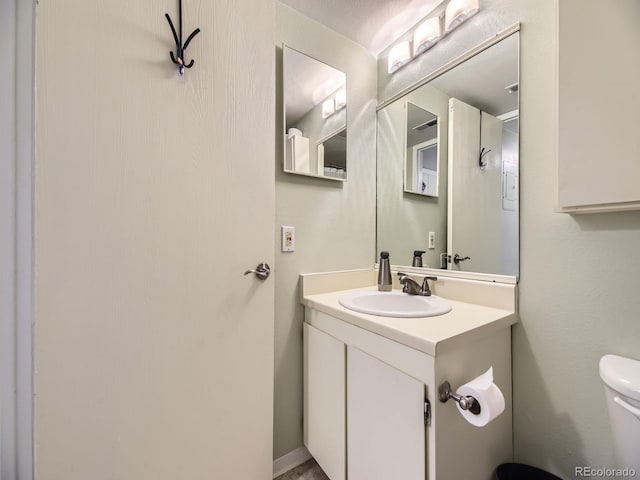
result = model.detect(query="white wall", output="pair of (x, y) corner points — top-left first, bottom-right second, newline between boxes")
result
(500, 121), (518, 276)
(378, 0), (640, 477)
(274, 2), (378, 460)
(516, 0), (640, 474)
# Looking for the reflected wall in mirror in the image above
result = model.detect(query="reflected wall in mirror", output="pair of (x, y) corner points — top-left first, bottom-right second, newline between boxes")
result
(377, 77), (450, 270)
(405, 103), (440, 197)
(283, 45), (347, 180)
(376, 31), (519, 277)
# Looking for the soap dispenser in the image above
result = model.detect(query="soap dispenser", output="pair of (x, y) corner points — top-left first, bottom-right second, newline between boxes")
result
(378, 251), (392, 291)
(412, 250), (426, 267)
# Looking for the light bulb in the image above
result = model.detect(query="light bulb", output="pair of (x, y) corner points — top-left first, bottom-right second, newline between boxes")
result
(388, 41), (412, 74)
(445, 0), (479, 33)
(414, 16), (442, 56)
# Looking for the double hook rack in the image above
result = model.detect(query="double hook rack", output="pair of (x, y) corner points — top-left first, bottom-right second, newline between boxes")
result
(165, 0), (201, 75)
(479, 146), (491, 168)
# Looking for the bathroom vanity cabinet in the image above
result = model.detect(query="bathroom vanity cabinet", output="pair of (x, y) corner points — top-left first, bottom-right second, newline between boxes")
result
(304, 321), (427, 480)
(301, 270), (518, 480)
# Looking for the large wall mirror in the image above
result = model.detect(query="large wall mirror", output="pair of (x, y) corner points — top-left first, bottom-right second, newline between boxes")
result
(283, 45), (347, 180)
(377, 31), (519, 277)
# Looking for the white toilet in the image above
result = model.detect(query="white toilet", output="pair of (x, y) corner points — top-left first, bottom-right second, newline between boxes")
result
(599, 354), (640, 471)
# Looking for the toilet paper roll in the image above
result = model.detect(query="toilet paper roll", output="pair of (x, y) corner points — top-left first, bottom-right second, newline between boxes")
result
(456, 366), (505, 427)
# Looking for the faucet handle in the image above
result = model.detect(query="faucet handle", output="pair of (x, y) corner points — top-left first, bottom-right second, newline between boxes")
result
(397, 273), (422, 295)
(397, 272), (412, 283)
(421, 276), (437, 296)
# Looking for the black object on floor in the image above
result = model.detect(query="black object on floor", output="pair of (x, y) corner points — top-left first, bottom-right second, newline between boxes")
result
(497, 463), (562, 480)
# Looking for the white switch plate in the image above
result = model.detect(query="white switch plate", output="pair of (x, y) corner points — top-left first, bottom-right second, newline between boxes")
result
(282, 226), (295, 252)
(428, 232), (435, 249)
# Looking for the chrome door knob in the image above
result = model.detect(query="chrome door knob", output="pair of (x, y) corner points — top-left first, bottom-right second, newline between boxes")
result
(453, 254), (471, 264)
(243, 263), (271, 280)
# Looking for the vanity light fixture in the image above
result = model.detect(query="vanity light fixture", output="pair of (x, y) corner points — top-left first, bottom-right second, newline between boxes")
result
(413, 16), (442, 56)
(322, 98), (335, 119)
(334, 88), (347, 111)
(387, 0), (481, 75)
(444, 0), (479, 34)
(388, 41), (412, 74)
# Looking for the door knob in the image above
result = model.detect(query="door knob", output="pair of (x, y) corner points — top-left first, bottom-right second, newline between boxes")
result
(243, 263), (271, 280)
(453, 254), (471, 265)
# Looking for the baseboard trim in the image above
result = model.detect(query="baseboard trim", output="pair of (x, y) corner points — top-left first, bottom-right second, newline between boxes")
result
(273, 446), (312, 478)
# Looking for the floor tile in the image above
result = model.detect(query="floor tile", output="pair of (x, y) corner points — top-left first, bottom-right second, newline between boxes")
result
(274, 458), (330, 480)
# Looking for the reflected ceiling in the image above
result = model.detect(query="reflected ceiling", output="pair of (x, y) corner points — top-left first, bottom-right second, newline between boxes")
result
(428, 34), (518, 115)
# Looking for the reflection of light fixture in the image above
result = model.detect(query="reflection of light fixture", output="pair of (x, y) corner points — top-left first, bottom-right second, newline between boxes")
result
(444, 0), (479, 33)
(413, 16), (442, 55)
(334, 88), (346, 111)
(388, 41), (411, 74)
(321, 87), (346, 120)
(322, 98), (335, 119)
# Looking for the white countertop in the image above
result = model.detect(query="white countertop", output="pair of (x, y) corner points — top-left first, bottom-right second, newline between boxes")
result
(302, 286), (517, 356)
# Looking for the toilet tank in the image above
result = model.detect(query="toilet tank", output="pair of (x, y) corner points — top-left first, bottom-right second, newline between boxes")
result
(599, 354), (640, 471)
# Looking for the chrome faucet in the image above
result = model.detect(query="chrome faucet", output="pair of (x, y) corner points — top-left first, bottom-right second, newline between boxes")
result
(397, 273), (438, 296)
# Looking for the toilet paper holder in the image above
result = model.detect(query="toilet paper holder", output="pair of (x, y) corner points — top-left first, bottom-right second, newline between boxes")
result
(438, 380), (481, 415)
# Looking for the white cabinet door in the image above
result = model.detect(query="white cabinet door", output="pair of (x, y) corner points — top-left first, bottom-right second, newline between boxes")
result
(347, 346), (426, 480)
(557, 0), (640, 212)
(303, 324), (346, 480)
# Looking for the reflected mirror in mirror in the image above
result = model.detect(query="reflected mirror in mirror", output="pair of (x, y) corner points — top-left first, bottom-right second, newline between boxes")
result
(377, 32), (519, 277)
(283, 45), (347, 180)
(405, 103), (440, 197)
(318, 128), (347, 179)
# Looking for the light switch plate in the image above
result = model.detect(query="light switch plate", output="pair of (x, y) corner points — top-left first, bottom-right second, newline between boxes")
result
(282, 226), (295, 252)
(428, 232), (435, 249)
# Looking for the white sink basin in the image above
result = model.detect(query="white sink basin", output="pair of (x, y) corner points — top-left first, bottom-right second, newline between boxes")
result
(338, 290), (452, 318)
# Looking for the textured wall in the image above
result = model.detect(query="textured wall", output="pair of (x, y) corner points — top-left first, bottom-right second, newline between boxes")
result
(378, 0), (640, 477)
(274, 3), (378, 460)
(516, 1), (640, 474)
(35, 1), (275, 478)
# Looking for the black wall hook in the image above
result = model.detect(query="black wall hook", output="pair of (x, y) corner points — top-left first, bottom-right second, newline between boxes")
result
(478, 110), (491, 168)
(479, 147), (491, 168)
(165, 0), (200, 75)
